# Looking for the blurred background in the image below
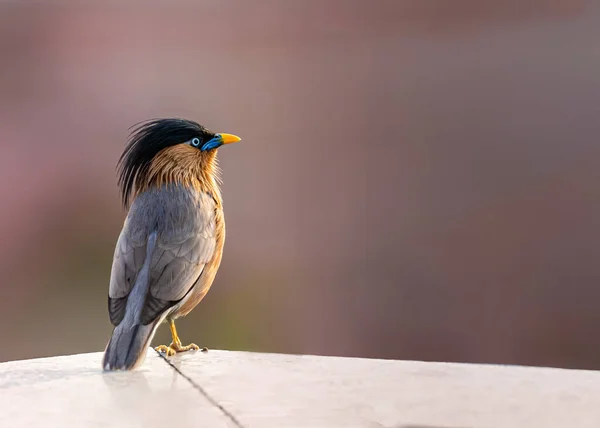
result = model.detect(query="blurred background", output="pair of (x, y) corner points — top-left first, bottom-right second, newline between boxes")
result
(1, 0), (599, 370)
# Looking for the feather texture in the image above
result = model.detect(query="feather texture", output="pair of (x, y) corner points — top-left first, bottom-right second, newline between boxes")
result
(104, 118), (229, 371)
(117, 118), (217, 208)
(108, 186), (218, 326)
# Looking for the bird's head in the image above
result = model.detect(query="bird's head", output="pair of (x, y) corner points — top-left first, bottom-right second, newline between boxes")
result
(117, 118), (241, 207)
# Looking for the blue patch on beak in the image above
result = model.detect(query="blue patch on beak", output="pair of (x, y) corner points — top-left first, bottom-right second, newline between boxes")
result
(201, 134), (223, 151)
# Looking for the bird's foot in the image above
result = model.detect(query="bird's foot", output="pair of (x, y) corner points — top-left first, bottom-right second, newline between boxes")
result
(155, 319), (208, 356)
(155, 342), (201, 357)
(154, 344), (177, 356)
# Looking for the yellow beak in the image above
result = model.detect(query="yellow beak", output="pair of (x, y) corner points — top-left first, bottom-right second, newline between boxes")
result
(219, 133), (242, 145)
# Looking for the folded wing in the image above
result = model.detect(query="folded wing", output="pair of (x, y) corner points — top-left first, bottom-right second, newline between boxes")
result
(108, 187), (217, 326)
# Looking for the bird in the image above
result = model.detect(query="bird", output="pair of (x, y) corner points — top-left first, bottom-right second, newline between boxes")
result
(102, 118), (241, 371)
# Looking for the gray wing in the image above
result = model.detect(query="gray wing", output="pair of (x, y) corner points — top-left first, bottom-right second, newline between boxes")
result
(108, 188), (217, 326)
(107, 231), (147, 325)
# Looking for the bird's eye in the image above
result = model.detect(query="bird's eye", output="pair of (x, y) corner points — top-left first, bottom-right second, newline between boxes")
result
(191, 137), (202, 147)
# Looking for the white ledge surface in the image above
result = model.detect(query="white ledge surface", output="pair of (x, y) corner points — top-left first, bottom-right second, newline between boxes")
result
(1, 349), (599, 427)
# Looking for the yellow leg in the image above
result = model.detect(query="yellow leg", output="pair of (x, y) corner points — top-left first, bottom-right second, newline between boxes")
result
(154, 319), (201, 356)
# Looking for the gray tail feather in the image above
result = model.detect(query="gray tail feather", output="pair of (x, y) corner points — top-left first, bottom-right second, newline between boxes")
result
(102, 320), (159, 371)
(103, 231), (159, 371)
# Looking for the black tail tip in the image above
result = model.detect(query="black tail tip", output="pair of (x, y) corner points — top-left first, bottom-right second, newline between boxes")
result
(102, 348), (146, 372)
(102, 356), (141, 371)
(102, 360), (131, 372)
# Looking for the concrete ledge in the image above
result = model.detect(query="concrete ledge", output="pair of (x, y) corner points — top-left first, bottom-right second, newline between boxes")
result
(1, 349), (599, 428)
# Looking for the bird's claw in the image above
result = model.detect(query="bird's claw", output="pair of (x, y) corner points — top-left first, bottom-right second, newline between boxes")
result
(154, 344), (176, 356)
(180, 343), (200, 352)
(154, 342), (200, 357)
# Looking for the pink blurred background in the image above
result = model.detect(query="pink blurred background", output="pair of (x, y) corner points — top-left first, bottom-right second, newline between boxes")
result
(1, 0), (600, 369)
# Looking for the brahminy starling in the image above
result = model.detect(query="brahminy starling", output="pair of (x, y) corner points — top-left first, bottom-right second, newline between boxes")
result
(102, 118), (241, 371)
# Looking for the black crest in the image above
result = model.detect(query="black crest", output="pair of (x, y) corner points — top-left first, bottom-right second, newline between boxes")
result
(117, 118), (214, 207)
